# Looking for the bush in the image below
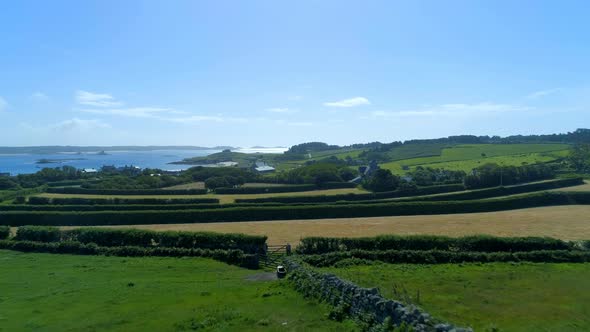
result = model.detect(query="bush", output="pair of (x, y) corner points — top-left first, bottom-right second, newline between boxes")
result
(15, 226), (61, 242)
(300, 249), (590, 267)
(0, 240), (259, 268)
(214, 184), (316, 194)
(46, 187), (207, 195)
(0, 225), (10, 239)
(1, 191), (590, 226)
(406, 177), (584, 202)
(13, 226), (267, 254)
(28, 196), (219, 205)
(296, 234), (573, 254)
(235, 183), (465, 204)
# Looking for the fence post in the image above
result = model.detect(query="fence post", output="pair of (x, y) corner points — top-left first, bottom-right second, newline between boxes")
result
(286, 243), (292, 256)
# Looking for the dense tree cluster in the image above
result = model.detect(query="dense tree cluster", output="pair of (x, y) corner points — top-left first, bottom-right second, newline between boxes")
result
(407, 166), (466, 186)
(464, 163), (555, 189)
(568, 143), (590, 173)
(274, 162), (357, 186)
(362, 169), (400, 192)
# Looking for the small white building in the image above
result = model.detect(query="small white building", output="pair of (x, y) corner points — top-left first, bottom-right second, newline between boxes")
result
(254, 161), (275, 173)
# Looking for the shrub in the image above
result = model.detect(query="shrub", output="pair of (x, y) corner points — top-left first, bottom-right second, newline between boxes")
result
(296, 234), (573, 254)
(15, 226), (61, 242)
(13, 226), (267, 254)
(235, 183), (465, 204)
(28, 196), (219, 205)
(1, 191), (590, 227)
(46, 187), (207, 195)
(0, 240), (259, 268)
(214, 184), (316, 194)
(300, 249), (590, 267)
(0, 225), (10, 239)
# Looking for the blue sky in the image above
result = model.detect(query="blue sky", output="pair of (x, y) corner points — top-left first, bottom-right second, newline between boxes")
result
(0, 0), (589, 147)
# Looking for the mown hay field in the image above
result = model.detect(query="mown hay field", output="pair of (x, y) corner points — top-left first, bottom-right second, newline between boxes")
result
(77, 205), (590, 244)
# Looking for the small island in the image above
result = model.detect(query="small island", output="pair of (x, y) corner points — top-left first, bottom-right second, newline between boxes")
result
(35, 158), (87, 164)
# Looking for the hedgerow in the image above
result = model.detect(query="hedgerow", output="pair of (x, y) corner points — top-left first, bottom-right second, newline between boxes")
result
(0, 240), (259, 268)
(46, 187), (207, 195)
(14, 226), (267, 254)
(1, 191), (589, 226)
(0, 225), (9, 239)
(401, 177), (584, 202)
(214, 184), (317, 194)
(235, 183), (465, 204)
(296, 234), (573, 254)
(300, 249), (590, 267)
(28, 196), (219, 205)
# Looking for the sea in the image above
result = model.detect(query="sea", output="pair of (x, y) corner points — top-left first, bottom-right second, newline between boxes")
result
(0, 147), (288, 175)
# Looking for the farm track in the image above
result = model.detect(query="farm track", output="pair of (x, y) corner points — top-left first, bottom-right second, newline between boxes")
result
(68, 205), (590, 244)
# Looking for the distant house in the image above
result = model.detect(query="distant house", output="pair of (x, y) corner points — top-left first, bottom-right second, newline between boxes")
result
(350, 160), (380, 184)
(83, 168), (98, 173)
(254, 161), (275, 173)
(217, 161), (239, 167)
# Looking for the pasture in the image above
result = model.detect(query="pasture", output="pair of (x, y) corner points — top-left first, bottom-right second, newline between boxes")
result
(323, 262), (590, 332)
(0, 250), (355, 332)
(81, 205), (590, 244)
(381, 144), (570, 174)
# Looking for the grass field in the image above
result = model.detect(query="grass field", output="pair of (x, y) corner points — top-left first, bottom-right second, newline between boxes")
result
(0, 250), (356, 332)
(323, 262), (590, 332)
(82, 205), (590, 244)
(36, 187), (367, 204)
(381, 144), (570, 174)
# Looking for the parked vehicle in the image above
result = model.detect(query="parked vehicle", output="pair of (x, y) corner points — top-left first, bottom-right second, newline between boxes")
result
(276, 265), (287, 278)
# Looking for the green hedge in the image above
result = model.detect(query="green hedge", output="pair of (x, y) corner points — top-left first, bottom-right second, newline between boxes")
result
(14, 226), (267, 254)
(402, 178), (584, 202)
(0, 240), (259, 269)
(300, 249), (590, 267)
(46, 187), (207, 195)
(296, 234), (573, 254)
(214, 184), (317, 194)
(2, 191), (590, 226)
(0, 186), (47, 203)
(235, 183), (465, 204)
(0, 226), (9, 239)
(0, 203), (226, 212)
(28, 196), (219, 205)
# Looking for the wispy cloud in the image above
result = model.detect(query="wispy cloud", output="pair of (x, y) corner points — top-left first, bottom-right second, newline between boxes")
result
(76, 90), (123, 107)
(266, 107), (297, 114)
(80, 107), (186, 118)
(288, 95), (303, 101)
(52, 118), (111, 132)
(526, 88), (562, 100)
(0, 96), (7, 111)
(30, 92), (49, 101)
(76, 90), (251, 124)
(366, 102), (532, 119)
(324, 97), (370, 108)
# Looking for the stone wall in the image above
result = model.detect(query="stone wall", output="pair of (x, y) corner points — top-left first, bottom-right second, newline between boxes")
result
(285, 259), (472, 332)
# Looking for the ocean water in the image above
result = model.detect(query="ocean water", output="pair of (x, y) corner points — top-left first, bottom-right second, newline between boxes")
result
(0, 148), (289, 175)
(0, 149), (219, 175)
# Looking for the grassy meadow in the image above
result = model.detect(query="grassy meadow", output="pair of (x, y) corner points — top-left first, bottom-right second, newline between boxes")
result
(324, 262), (590, 332)
(0, 250), (356, 332)
(381, 144), (570, 174)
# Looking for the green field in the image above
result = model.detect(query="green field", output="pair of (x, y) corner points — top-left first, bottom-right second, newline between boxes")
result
(324, 262), (590, 332)
(0, 250), (356, 332)
(381, 144), (570, 174)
